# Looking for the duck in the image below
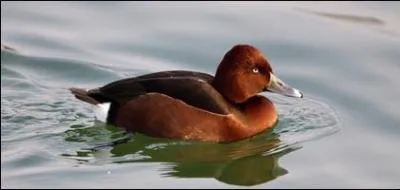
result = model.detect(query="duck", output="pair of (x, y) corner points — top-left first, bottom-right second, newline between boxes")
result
(69, 44), (303, 143)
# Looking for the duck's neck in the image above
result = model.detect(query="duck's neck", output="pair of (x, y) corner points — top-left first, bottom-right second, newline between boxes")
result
(212, 76), (278, 130)
(212, 74), (249, 104)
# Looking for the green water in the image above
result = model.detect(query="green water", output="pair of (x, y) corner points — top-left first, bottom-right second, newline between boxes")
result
(2, 2), (400, 188)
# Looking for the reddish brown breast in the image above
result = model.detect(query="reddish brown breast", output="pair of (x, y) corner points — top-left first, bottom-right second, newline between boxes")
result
(242, 95), (278, 132)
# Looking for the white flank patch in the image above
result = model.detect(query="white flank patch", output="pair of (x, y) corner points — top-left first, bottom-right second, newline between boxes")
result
(94, 102), (111, 123)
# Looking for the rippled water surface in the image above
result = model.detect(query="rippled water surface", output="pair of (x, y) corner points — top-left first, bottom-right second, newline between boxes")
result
(2, 1), (400, 188)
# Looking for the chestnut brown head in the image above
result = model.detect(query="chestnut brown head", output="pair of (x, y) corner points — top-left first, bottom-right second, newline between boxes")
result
(212, 44), (302, 104)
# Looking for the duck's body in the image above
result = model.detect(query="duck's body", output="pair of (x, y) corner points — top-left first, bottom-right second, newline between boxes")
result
(70, 45), (302, 143)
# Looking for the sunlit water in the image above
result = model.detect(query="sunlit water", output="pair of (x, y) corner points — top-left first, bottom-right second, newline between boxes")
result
(2, 1), (400, 188)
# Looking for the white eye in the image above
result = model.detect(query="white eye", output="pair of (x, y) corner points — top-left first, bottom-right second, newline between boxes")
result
(252, 67), (259, 73)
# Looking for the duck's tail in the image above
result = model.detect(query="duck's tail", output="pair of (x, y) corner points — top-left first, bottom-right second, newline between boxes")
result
(69, 87), (100, 105)
(69, 87), (111, 123)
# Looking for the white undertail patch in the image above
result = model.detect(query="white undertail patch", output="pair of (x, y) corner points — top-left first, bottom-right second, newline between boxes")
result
(94, 102), (111, 123)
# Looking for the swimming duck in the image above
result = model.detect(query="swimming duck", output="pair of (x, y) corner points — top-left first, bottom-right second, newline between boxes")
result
(70, 44), (303, 142)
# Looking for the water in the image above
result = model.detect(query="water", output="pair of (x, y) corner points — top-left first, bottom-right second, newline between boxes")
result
(1, 1), (400, 188)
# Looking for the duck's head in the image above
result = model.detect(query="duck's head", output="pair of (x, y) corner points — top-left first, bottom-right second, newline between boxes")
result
(212, 44), (303, 104)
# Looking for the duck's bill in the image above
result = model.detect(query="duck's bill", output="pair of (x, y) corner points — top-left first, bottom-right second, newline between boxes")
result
(265, 73), (303, 98)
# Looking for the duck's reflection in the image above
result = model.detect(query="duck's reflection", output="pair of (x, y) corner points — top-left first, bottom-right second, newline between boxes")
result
(157, 145), (296, 186)
(64, 123), (299, 186)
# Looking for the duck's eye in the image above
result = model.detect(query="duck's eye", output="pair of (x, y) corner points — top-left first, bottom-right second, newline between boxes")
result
(252, 67), (259, 74)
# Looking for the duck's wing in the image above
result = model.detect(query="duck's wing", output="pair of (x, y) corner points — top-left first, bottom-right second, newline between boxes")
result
(86, 71), (231, 117)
